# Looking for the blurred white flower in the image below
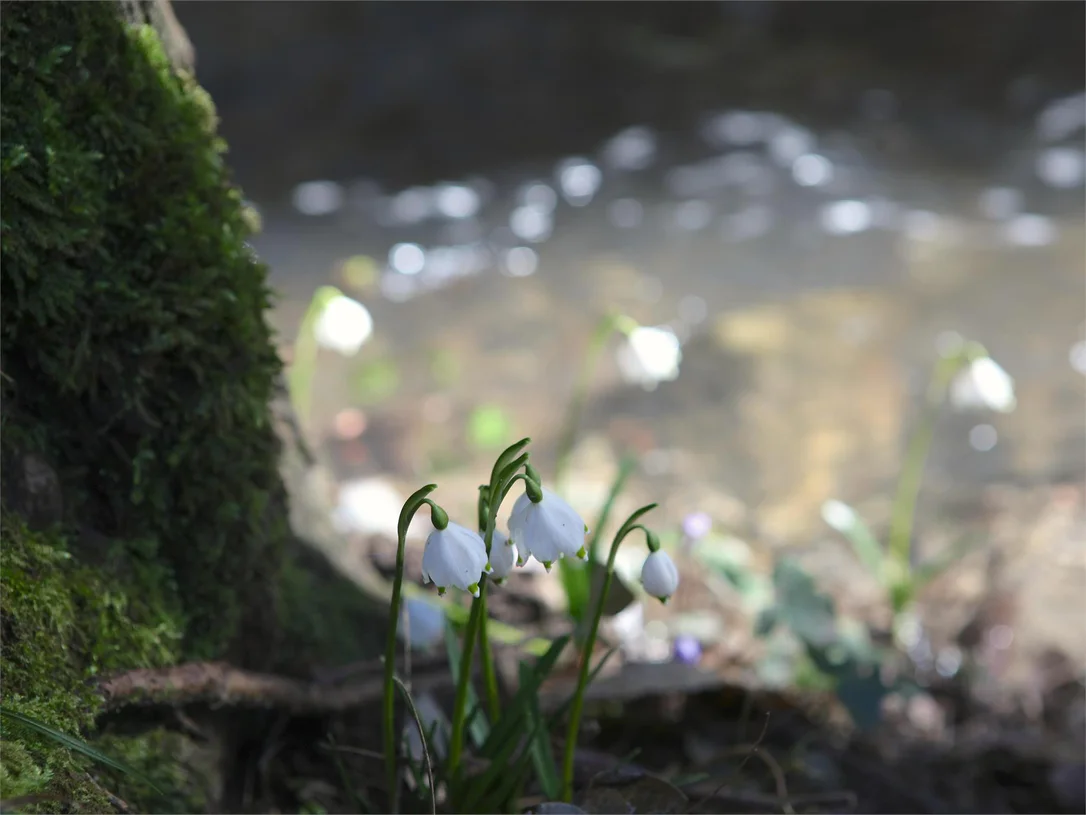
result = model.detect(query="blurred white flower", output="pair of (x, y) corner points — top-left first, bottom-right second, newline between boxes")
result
(820, 499), (858, 534)
(617, 325), (682, 391)
(421, 522), (489, 597)
(314, 294), (373, 356)
(487, 529), (517, 582)
(331, 477), (405, 539)
(640, 550), (680, 604)
(399, 597), (446, 650)
(508, 487), (587, 571)
(951, 355), (1017, 414)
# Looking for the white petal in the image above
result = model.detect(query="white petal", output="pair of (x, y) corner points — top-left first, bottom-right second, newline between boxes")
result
(971, 357), (1016, 413)
(422, 522), (487, 594)
(488, 533), (518, 580)
(507, 487), (587, 568)
(507, 493), (532, 535)
(618, 325), (682, 389)
(314, 294), (373, 356)
(641, 550), (680, 601)
(537, 489), (587, 558)
(951, 356), (1016, 414)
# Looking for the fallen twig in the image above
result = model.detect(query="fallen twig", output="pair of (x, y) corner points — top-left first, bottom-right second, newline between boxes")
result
(84, 772), (130, 813)
(98, 661), (453, 720)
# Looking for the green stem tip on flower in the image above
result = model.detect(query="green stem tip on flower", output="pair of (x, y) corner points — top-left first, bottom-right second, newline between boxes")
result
(644, 527), (661, 553)
(490, 437), (532, 490)
(525, 461), (542, 486)
(524, 475), (543, 503)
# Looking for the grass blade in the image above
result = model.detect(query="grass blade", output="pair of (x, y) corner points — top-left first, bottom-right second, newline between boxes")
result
(462, 694), (552, 813)
(0, 706), (163, 794)
(392, 676), (436, 815)
(519, 662), (560, 800)
(478, 635), (570, 761)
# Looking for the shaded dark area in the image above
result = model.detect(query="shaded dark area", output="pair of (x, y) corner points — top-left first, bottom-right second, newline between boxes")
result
(175, 1), (1086, 195)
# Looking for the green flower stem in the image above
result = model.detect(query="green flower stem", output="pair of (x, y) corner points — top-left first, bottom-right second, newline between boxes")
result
(554, 312), (635, 492)
(449, 439), (534, 778)
(886, 352), (965, 609)
(383, 484), (442, 813)
(560, 503), (657, 802)
(477, 588), (501, 721)
(477, 488), (501, 722)
(446, 590), (483, 778)
(286, 285), (342, 427)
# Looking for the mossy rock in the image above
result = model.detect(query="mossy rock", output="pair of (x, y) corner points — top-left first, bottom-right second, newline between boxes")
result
(0, 513), (201, 812)
(1, 0), (285, 662)
(1, 2), (385, 811)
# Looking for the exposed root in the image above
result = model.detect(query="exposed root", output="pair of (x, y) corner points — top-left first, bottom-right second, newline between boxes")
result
(98, 661), (452, 722)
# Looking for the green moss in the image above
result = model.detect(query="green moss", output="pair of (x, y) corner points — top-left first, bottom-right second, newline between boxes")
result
(0, 5), (387, 808)
(0, 513), (185, 811)
(0, 0), (287, 659)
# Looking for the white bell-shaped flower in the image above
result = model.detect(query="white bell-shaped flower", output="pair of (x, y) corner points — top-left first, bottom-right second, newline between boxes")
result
(640, 550), (680, 604)
(616, 325), (682, 391)
(507, 487), (587, 571)
(421, 521), (489, 597)
(313, 293), (373, 356)
(487, 529), (518, 582)
(951, 355), (1016, 414)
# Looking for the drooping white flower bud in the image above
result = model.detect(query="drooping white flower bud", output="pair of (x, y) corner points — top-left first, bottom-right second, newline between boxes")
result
(487, 529), (518, 582)
(313, 293), (373, 356)
(421, 522), (488, 597)
(616, 325), (682, 391)
(507, 487), (587, 572)
(640, 550), (680, 604)
(951, 355), (1016, 413)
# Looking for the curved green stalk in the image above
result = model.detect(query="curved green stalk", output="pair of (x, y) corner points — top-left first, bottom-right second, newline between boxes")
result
(886, 353), (963, 610)
(286, 285), (343, 427)
(560, 503), (658, 802)
(383, 484), (442, 813)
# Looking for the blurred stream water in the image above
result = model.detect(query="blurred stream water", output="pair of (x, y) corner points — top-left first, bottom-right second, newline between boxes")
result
(251, 97), (1084, 545)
